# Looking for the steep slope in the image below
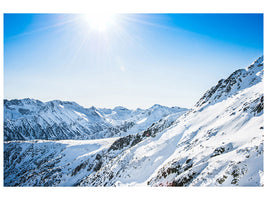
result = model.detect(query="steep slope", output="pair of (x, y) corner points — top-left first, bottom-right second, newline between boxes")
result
(147, 56), (264, 186)
(4, 99), (111, 140)
(148, 81), (263, 186)
(4, 138), (118, 186)
(195, 56), (263, 108)
(77, 56), (264, 186)
(4, 99), (187, 141)
(3, 56), (263, 186)
(4, 113), (179, 186)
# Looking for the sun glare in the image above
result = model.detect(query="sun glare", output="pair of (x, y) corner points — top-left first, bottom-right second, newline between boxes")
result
(83, 13), (116, 32)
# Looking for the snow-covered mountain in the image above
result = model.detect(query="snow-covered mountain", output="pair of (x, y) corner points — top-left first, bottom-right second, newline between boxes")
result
(4, 56), (264, 186)
(195, 56), (263, 109)
(4, 99), (187, 141)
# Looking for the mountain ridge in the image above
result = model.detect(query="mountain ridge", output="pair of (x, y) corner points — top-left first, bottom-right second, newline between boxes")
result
(4, 56), (264, 186)
(195, 56), (263, 109)
(4, 99), (188, 141)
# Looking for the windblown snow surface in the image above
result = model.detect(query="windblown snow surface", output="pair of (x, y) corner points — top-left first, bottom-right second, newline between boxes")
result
(4, 56), (264, 186)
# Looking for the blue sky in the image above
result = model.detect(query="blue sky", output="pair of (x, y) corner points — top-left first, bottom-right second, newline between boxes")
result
(4, 13), (263, 109)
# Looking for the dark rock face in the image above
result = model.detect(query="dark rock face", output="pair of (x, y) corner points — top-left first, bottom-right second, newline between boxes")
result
(72, 161), (89, 176)
(18, 108), (32, 115)
(147, 157), (195, 187)
(253, 96), (264, 115)
(171, 171), (197, 186)
(108, 115), (176, 153)
(211, 143), (233, 158)
(241, 94), (264, 116)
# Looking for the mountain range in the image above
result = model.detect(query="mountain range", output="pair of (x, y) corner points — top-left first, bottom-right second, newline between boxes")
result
(4, 100), (187, 140)
(4, 56), (264, 186)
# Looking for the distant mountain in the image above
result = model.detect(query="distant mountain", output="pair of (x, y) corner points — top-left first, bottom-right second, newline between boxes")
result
(4, 99), (187, 141)
(4, 56), (263, 186)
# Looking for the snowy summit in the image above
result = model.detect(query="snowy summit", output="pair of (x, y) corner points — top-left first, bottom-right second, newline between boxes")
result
(4, 56), (264, 186)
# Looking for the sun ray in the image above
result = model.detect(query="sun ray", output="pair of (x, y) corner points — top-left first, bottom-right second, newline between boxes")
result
(83, 13), (116, 32)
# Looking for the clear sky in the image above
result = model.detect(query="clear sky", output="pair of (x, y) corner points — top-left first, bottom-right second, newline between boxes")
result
(4, 13), (263, 109)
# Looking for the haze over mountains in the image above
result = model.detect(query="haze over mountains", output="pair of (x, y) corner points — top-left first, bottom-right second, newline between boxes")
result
(4, 56), (264, 186)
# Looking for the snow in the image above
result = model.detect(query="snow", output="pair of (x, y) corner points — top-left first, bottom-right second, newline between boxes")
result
(4, 137), (118, 186)
(3, 56), (264, 187)
(4, 99), (187, 141)
(136, 117), (147, 124)
(73, 110), (89, 121)
(77, 56), (263, 187)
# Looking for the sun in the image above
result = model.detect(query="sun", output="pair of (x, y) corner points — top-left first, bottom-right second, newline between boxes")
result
(83, 13), (116, 32)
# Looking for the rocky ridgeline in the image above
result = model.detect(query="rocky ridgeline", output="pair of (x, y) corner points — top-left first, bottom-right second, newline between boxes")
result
(195, 56), (263, 108)
(4, 99), (187, 141)
(4, 56), (264, 186)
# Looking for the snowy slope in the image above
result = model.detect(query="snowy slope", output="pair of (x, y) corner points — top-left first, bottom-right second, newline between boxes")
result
(148, 81), (263, 186)
(195, 56), (263, 108)
(4, 100), (111, 140)
(4, 99), (187, 141)
(4, 138), (118, 186)
(4, 56), (264, 186)
(4, 113), (179, 186)
(78, 56), (264, 186)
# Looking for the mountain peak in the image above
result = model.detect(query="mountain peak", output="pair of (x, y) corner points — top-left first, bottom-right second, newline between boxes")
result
(150, 104), (164, 109)
(251, 55), (263, 65)
(195, 56), (263, 109)
(113, 106), (129, 111)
